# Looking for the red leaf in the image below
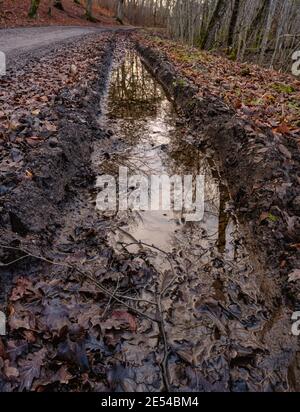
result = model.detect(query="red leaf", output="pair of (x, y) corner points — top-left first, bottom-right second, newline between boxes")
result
(111, 311), (137, 333)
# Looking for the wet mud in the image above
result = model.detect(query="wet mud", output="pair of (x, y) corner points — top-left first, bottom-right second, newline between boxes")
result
(0, 35), (299, 392)
(91, 48), (299, 391)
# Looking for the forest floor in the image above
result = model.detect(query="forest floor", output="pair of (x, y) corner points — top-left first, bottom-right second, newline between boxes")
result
(0, 0), (117, 29)
(0, 29), (300, 392)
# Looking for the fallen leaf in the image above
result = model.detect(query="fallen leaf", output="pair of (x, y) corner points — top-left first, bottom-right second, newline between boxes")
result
(57, 338), (89, 372)
(288, 269), (300, 283)
(111, 311), (137, 333)
(4, 360), (19, 379)
(6, 340), (29, 363)
(18, 348), (47, 391)
(44, 121), (57, 132)
(40, 301), (70, 337)
(25, 170), (33, 179)
(278, 144), (292, 159)
(9, 304), (36, 331)
(10, 278), (34, 302)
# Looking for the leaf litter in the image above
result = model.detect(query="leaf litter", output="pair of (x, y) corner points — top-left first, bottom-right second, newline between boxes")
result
(0, 33), (299, 393)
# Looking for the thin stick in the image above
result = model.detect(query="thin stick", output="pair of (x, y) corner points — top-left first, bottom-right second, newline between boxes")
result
(0, 243), (158, 323)
(102, 276), (120, 319)
(119, 240), (178, 297)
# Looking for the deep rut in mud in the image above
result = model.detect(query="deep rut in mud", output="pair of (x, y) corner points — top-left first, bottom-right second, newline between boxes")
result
(1, 39), (299, 392)
(87, 48), (296, 391)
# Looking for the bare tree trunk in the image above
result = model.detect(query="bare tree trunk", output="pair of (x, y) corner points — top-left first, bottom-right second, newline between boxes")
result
(201, 0), (227, 49)
(227, 0), (240, 50)
(28, 0), (40, 18)
(97, 0), (300, 70)
(246, 0), (270, 47)
(259, 0), (277, 64)
(85, 0), (94, 21)
(117, 0), (124, 24)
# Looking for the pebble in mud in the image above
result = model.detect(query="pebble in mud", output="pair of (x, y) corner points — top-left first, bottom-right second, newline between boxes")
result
(48, 137), (59, 148)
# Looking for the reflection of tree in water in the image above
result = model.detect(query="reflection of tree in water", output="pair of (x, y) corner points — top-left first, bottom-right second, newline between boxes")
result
(168, 137), (234, 255)
(168, 138), (220, 214)
(104, 50), (236, 258)
(108, 50), (164, 119)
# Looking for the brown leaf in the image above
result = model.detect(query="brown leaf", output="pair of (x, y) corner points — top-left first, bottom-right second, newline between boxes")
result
(4, 360), (19, 380)
(40, 301), (70, 337)
(25, 170), (34, 180)
(275, 123), (291, 135)
(53, 365), (73, 384)
(44, 121), (57, 132)
(259, 212), (269, 223)
(26, 137), (43, 147)
(9, 304), (36, 331)
(111, 311), (137, 333)
(32, 365), (73, 391)
(278, 144), (292, 159)
(10, 278), (34, 302)
(39, 96), (49, 103)
(6, 340), (29, 363)
(22, 330), (37, 344)
(57, 338), (89, 372)
(288, 269), (300, 283)
(18, 348), (47, 391)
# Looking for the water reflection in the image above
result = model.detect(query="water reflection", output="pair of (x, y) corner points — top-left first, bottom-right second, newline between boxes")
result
(93, 49), (270, 392)
(98, 50), (235, 257)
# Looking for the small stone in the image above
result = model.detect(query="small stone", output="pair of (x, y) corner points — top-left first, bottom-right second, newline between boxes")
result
(48, 137), (58, 148)
(292, 196), (300, 212)
(0, 185), (8, 195)
(70, 64), (78, 75)
(10, 148), (23, 162)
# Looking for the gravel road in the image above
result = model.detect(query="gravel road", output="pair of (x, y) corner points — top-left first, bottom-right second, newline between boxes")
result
(0, 26), (119, 69)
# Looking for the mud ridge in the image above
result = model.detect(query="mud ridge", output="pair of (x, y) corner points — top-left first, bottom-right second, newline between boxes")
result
(0, 36), (116, 241)
(136, 40), (300, 307)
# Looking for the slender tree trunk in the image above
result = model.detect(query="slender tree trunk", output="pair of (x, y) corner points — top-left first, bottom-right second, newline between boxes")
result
(201, 0), (227, 49)
(85, 0), (94, 21)
(227, 0), (240, 50)
(259, 0), (277, 64)
(246, 0), (270, 46)
(117, 0), (125, 24)
(28, 0), (40, 18)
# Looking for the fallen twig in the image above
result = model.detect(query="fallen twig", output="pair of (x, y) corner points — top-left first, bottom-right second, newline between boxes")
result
(0, 243), (158, 323)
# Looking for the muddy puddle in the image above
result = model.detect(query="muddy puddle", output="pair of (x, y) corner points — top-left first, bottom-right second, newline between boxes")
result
(90, 49), (285, 391)
(96, 50), (237, 257)
(1, 42), (297, 393)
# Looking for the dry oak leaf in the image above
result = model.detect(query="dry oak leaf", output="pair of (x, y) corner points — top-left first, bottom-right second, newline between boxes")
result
(4, 360), (19, 380)
(10, 277), (34, 302)
(111, 311), (137, 333)
(8, 304), (36, 331)
(288, 269), (300, 283)
(18, 348), (47, 391)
